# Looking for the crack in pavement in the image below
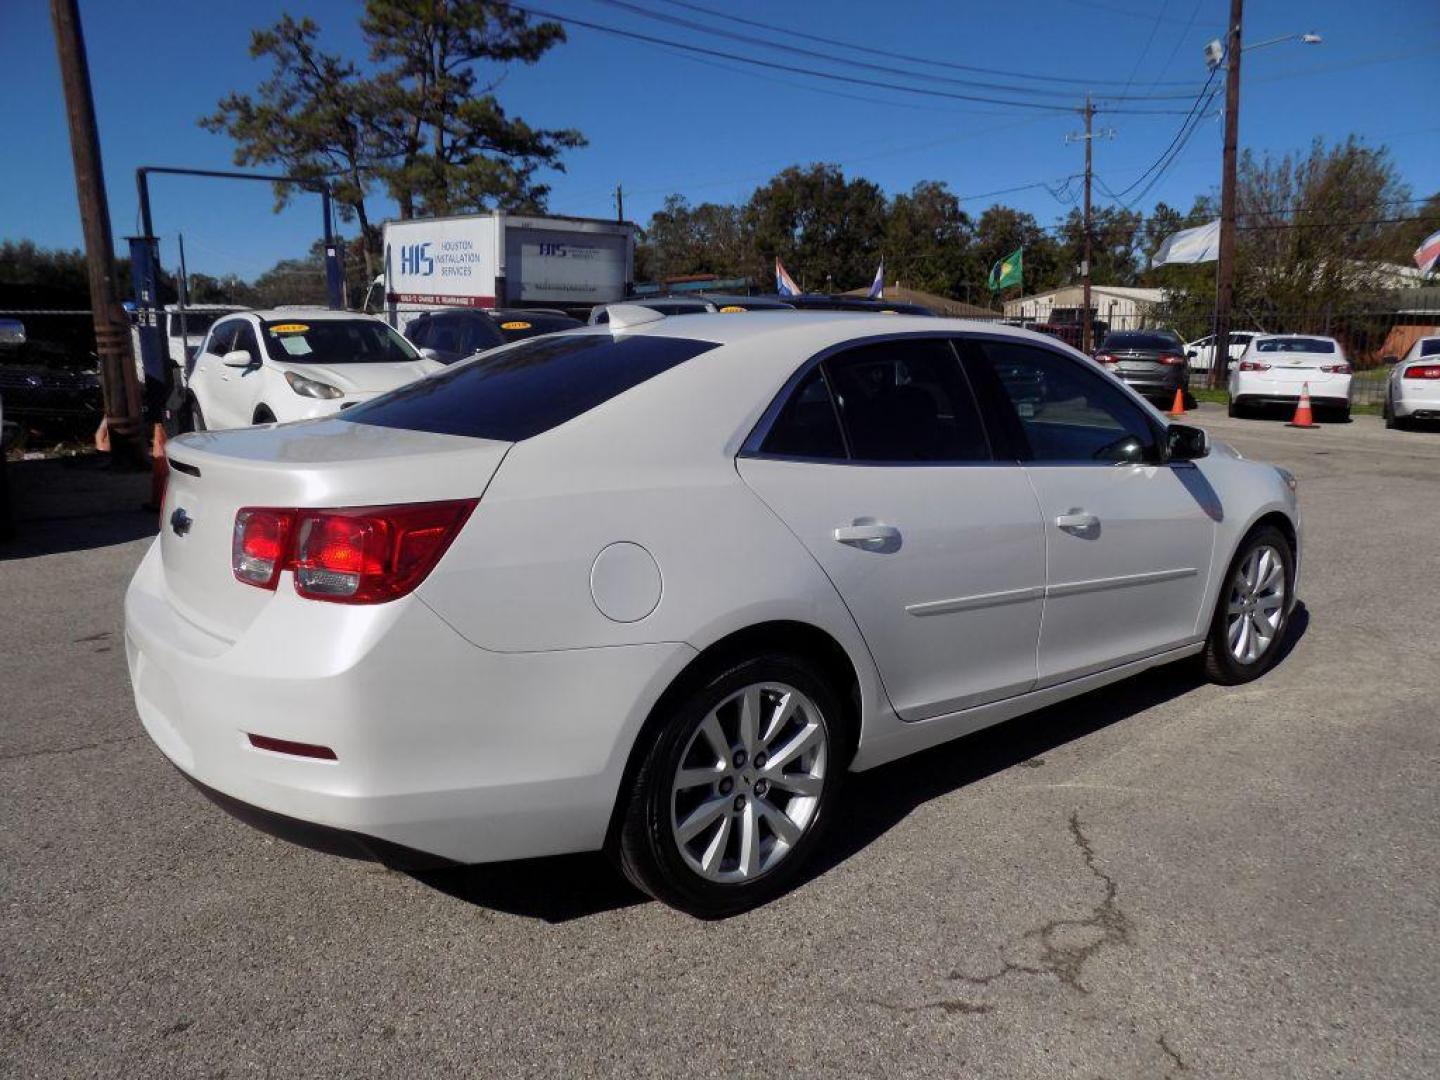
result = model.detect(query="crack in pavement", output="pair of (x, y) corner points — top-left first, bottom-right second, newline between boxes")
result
(0, 734), (142, 763)
(949, 810), (1132, 996)
(869, 997), (994, 1017)
(1158, 1032), (1188, 1073)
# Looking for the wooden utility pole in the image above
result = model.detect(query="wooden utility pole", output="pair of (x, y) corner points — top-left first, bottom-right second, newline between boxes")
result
(615, 184), (625, 223)
(1210, 0), (1244, 389)
(1081, 93), (1094, 354)
(49, 0), (144, 458)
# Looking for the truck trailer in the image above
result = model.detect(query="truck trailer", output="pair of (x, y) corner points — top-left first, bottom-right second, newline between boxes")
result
(366, 212), (637, 327)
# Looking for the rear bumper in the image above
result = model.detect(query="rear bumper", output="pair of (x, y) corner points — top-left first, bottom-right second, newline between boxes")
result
(125, 541), (695, 865)
(1394, 386), (1440, 418)
(1233, 393), (1350, 410)
(1115, 371), (1185, 398)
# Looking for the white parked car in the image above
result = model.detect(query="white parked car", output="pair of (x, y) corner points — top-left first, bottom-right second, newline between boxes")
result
(1228, 334), (1353, 421)
(183, 310), (442, 430)
(1384, 336), (1440, 429)
(128, 309), (1302, 916)
(1185, 330), (1261, 373)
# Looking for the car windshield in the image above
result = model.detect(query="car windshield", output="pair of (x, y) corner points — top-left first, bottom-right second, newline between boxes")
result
(260, 318), (419, 364)
(1102, 332), (1180, 350)
(1256, 337), (1335, 354)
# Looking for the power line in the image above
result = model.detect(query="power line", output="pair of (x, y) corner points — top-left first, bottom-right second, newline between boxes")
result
(646, 0), (1205, 88)
(503, 3), (1191, 114)
(591, 0), (1206, 101)
(1099, 66), (1221, 204)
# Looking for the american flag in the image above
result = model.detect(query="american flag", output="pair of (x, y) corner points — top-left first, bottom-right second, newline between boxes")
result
(1415, 227), (1440, 276)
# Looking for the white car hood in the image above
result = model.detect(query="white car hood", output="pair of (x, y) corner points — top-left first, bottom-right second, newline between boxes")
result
(272, 359), (437, 394)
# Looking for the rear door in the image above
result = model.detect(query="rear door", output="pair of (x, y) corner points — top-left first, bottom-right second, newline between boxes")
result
(966, 337), (1216, 685)
(738, 336), (1046, 720)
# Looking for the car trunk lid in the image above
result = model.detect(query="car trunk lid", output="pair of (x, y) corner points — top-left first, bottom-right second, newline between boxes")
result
(160, 418), (509, 642)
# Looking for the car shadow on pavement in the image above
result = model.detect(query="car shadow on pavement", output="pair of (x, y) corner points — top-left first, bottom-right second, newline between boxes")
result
(0, 454), (156, 560)
(414, 605), (1309, 924)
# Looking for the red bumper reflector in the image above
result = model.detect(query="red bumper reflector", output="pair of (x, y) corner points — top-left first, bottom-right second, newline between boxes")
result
(247, 733), (338, 760)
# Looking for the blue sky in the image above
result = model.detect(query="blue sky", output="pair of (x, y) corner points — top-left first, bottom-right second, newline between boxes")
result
(3, 0), (1437, 283)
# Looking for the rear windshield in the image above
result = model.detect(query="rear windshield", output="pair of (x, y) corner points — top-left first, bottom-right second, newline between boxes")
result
(341, 333), (718, 441)
(1421, 339), (1440, 357)
(1101, 332), (1181, 350)
(261, 318), (419, 364)
(1256, 337), (1335, 354)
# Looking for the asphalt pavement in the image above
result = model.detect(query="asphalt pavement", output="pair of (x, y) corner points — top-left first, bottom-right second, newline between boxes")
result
(3, 405), (1438, 1078)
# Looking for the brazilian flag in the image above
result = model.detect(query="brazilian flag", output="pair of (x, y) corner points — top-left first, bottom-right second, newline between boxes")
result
(988, 248), (1023, 292)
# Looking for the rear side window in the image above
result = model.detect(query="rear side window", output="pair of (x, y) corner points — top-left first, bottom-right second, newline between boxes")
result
(825, 339), (990, 462)
(761, 368), (846, 459)
(342, 333), (718, 442)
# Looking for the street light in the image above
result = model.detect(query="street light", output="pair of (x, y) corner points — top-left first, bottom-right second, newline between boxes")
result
(1206, 30), (1322, 68)
(1205, 4), (1324, 389)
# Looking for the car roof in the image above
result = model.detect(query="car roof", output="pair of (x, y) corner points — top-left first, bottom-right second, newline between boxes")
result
(548, 309), (1068, 357)
(245, 309), (391, 322)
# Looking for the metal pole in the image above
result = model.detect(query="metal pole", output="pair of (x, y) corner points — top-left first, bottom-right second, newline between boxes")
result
(1211, 0), (1244, 389)
(1081, 93), (1094, 354)
(616, 184), (625, 223)
(49, 0), (144, 460)
(322, 186), (343, 310)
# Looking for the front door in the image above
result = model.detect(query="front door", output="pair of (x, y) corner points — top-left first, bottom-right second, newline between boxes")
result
(968, 338), (1217, 685)
(738, 337), (1047, 720)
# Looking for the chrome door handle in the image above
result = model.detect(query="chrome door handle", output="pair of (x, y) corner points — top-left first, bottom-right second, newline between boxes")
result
(1055, 511), (1099, 532)
(833, 523), (900, 547)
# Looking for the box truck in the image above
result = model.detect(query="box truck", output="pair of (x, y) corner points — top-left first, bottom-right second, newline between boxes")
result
(365, 212), (636, 326)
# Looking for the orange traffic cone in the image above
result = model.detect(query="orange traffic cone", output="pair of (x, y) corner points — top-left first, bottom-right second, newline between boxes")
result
(1168, 386), (1187, 418)
(1287, 382), (1318, 429)
(146, 423), (169, 512)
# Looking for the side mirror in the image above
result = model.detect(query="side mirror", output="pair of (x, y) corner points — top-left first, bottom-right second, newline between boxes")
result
(1167, 423), (1209, 462)
(418, 347), (443, 362)
(222, 349), (259, 369)
(1186, 349), (1197, 359)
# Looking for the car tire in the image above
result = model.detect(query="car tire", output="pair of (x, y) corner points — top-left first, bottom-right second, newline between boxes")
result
(1227, 397), (1243, 419)
(616, 653), (849, 918)
(1201, 524), (1295, 686)
(1385, 395), (1404, 430)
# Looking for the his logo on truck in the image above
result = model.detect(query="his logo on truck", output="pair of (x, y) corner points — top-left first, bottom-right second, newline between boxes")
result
(537, 243), (567, 257)
(401, 243), (434, 276)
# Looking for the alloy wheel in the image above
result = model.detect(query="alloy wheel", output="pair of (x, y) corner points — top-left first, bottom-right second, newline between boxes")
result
(1226, 544), (1286, 665)
(669, 682), (828, 884)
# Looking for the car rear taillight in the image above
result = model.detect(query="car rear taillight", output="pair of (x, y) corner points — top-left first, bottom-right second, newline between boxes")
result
(231, 500), (477, 603)
(1238, 360), (1271, 372)
(233, 509), (295, 589)
(1158, 354), (1186, 366)
(1404, 364), (1440, 380)
(1320, 363), (1353, 374)
(1095, 352), (1117, 365)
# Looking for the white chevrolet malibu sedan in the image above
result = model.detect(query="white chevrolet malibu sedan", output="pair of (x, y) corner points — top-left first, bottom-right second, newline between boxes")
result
(1227, 333), (1353, 421)
(183, 310), (442, 431)
(1384, 336), (1440, 429)
(127, 308), (1301, 916)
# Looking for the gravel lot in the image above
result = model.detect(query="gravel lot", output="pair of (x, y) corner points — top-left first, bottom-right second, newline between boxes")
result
(3, 405), (1438, 1079)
